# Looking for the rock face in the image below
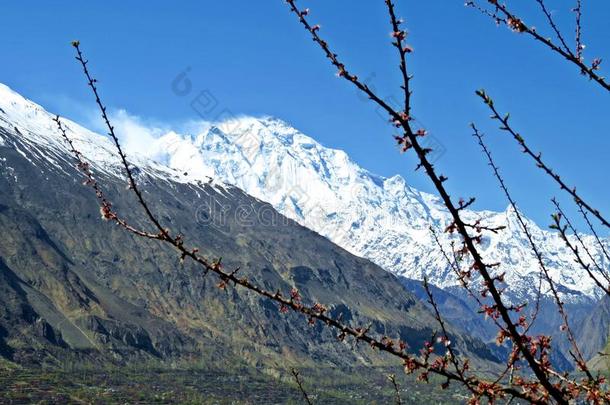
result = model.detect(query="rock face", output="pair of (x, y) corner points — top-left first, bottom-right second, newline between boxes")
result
(0, 84), (497, 370)
(575, 295), (610, 361)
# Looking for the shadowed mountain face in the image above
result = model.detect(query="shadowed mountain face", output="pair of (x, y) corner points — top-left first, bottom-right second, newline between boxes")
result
(576, 295), (610, 363)
(0, 122), (498, 371)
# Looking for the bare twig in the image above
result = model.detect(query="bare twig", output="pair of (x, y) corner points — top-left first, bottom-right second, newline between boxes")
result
(552, 200), (610, 285)
(384, 0), (412, 117)
(472, 124), (593, 380)
(290, 368), (313, 405)
(573, 0), (583, 61)
(534, 0), (571, 53)
(53, 116), (162, 240)
(422, 277), (480, 398)
(578, 204), (610, 263)
(550, 199), (610, 296)
(476, 89), (610, 230)
(467, 1), (609, 91)
(70, 41), (172, 242)
(387, 374), (403, 405)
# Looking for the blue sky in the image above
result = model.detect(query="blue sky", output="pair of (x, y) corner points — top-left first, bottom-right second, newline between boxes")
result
(1, 1), (608, 232)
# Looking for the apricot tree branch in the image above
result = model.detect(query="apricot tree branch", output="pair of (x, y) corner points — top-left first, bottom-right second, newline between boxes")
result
(573, 0), (583, 61)
(53, 116), (162, 240)
(422, 277), (478, 398)
(467, 1), (609, 91)
(384, 0), (412, 117)
(551, 200), (610, 285)
(387, 374), (403, 405)
(578, 204), (610, 264)
(534, 0), (571, 54)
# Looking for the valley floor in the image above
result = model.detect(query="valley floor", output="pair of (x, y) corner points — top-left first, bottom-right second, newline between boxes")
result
(0, 365), (469, 404)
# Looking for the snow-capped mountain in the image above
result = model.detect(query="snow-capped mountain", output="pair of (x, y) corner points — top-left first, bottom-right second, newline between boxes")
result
(0, 82), (607, 306)
(148, 115), (608, 305)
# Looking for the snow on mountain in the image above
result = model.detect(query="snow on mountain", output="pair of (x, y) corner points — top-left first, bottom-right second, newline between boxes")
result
(0, 82), (607, 304)
(148, 115), (608, 304)
(0, 83), (222, 188)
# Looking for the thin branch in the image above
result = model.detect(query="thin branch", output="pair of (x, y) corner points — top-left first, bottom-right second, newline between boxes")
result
(384, 0), (412, 117)
(534, 0), (571, 53)
(422, 277), (479, 398)
(551, 200), (610, 285)
(290, 368), (313, 405)
(465, 1), (506, 26)
(53, 116), (162, 240)
(464, 221), (506, 234)
(387, 374), (403, 405)
(573, 0), (583, 61)
(71, 41), (172, 243)
(550, 199), (610, 296)
(476, 89), (610, 230)
(578, 204), (610, 263)
(467, 1), (609, 91)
